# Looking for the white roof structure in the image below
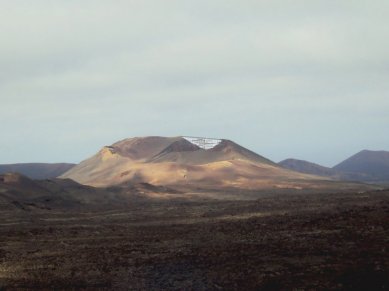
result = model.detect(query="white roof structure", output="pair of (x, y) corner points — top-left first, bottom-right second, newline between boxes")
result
(183, 136), (222, 150)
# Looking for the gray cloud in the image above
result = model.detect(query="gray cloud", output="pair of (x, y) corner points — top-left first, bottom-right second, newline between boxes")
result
(1, 0), (389, 166)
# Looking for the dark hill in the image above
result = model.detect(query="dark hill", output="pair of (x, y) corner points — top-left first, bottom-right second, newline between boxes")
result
(280, 150), (389, 184)
(334, 150), (389, 182)
(0, 172), (190, 211)
(0, 163), (75, 179)
(0, 173), (124, 210)
(279, 159), (337, 177)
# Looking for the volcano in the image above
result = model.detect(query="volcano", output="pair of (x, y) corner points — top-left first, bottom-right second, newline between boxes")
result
(333, 150), (389, 182)
(61, 136), (331, 189)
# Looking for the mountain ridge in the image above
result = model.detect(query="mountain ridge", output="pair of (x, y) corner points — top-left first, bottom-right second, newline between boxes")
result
(279, 150), (389, 184)
(279, 159), (337, 177)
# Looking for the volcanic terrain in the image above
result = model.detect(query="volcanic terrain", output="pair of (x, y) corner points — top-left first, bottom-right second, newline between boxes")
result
(1, 137), (388, 290)
(61, 136), (351, 191)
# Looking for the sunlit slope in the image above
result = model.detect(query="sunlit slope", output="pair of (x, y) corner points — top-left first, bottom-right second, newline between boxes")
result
(61, 136), (329, 188)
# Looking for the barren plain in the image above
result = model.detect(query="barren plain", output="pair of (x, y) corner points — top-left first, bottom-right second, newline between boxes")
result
(1, 188), (388, 290)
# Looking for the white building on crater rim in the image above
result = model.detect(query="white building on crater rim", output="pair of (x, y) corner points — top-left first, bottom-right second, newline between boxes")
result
(183, 136), (222, 150)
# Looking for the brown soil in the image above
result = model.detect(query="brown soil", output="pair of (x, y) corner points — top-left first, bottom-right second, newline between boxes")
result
(1, 189), (388, 290)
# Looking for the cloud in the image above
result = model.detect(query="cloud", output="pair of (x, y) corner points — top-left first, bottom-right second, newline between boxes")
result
(1, 0), (389, 165)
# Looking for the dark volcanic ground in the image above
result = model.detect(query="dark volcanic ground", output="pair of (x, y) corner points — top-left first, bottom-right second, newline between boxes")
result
(1, 190), (389, 290)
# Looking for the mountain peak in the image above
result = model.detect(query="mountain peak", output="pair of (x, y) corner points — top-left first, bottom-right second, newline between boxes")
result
(334, 150), (389, 179)
(60, 135), (321, 188)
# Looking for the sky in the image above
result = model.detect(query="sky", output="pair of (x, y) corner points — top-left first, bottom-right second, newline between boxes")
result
(1, 0), (388, 167)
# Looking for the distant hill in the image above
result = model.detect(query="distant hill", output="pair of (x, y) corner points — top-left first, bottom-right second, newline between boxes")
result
(61, 136), (332, 189)
(333, 150), (389, 182)
(0, 163), (75, 179)
(279, 159), (338, 177)
(279, 150), (389, 184)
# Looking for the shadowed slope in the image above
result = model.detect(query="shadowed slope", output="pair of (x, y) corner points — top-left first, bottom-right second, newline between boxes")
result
(334, 150), (389, 182)
(279, 159), (338, 177)
(0, 173), (163, 210)
(0, 163), (75, 179)
(280, 151), (389, 185)
(149, 139), (275, 165)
